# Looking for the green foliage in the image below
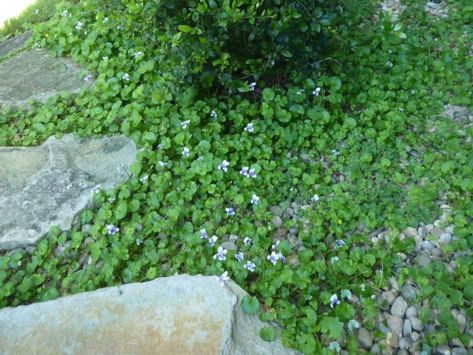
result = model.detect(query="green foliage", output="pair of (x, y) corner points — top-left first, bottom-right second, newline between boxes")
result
(0, 0), (472, 353)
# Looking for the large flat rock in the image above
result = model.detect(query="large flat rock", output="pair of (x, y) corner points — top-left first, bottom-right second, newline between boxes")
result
(0, 49), (92, 108)
(0, 31), (32, 58)
(0, 275), (295, 355)
(0, 134), (137, 250)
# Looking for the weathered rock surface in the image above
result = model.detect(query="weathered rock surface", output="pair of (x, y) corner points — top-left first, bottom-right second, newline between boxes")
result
(0, 275), (295, 355)
(0, 49), (92, 108)
(0, 134), (137, 250)
(0, 31), (32, 58)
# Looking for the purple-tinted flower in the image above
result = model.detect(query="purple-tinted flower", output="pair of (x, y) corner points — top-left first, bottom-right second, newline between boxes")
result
(91, 185), (101, 194)
(244, 123), (254, 133)
(248, 168), (257, 178)
(334, 240), (346, 248)
(214, 246), (228, 261)
(250, 194), (260, 205)
(244, 261), (256, 272)
(180, 120), (190, 129)
(209, 235), (218, 247)
(272, 240), (280, 250)
(225, 207), (235, 216)
(218, 160), (230, 172)
(235, 252), (244, 262)
(200, 228), (208, 239)
(330, 294), (340, 308)
(267, 251), (280, 265)
(277, 251), (286, 263)
(240, 167), (249, 176)
(243, 237), (252, 246)
(107, 224), (119, 235)
(84, 74), (93, 82)
(217, 271), (230, 286)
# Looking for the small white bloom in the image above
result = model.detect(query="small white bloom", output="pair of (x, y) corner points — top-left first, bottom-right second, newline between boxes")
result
(348, 319), (361, 331)
(225, 207), (235, 216)
(248, 168), (257, 178)
(210, 110), (217, 118)
(250, 194), (260, 205)
(134, 51), (143, 58)
(102, 56), (109, 62)
(103, 17), (109, 23)
(311, 194), (320, 202)
(200, 228), (208, 239)
(244, 261), (256, 272)
(157, 143), (163, 149)
(243, 237), (252, 246)
(122, 73), (130, 81)
(334, 240), (346, 248)
(331, 256), (339, 264)
(140, 175), (149, 184)
(277, 251), (286, 263)
(312, 87), (321, 96)
(158, 161), (168, 167)
(330, 294), (340, 308)
(244, 122), (254, 133)
(61, 10), (71, 17)
(332, 149), (340, 157)
(91, 185), (101, 194)
(182, 147), (190, 157)
(249, 82), (256, 91)
(272, 240), (280, 250)
(218, 160), (230, 172)
(217, 271), (230, 285)
(75, 21), (83, 30)
(328, 341), (341, 353)
(180, 120), (190, 129)
(235, 252), (244, 262)
(107, 224), (120, 235)
(267, 251), (280, 265)
(214, 246), (228, 261)
(209, 235), (218, 247)
(136, 239), (142, 246)
(296, 89), (304, 95)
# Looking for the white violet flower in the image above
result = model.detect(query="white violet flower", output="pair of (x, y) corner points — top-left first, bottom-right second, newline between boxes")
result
(218, 160), (229, 172)
(122, 73), (130, 81)
(244, 122), (254, 133)
(217, 271), (230, 286)
(225, 207), (235, 216)
(312, 87), (321, 96)
(200, 228), (208, 239)
(250, 194), (260, 205)
(243, 237), (252, 246)
(180, 120), (190, 129)
(235, 252), (244, 262)
(244, 261), (256, 272)
(75, 21), (83, 30)
(213, 246), (228, 261)
(107, 224), (119, 235)
(210, 110), (217, 118)
(330, 294), (340, 308)
(182, 147), (190, 157)
(209, 235), (218, 247)
(311, 194), (320, 202)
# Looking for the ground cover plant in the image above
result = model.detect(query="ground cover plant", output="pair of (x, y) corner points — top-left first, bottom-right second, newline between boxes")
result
(0, 0), (472, 353)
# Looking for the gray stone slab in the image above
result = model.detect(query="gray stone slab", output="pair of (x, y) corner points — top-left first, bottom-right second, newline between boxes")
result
(0, 31), (32, 58)
(0, 49), (92, 108)
(0, 134), (137, 250)
(0, 275), (296, 355)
